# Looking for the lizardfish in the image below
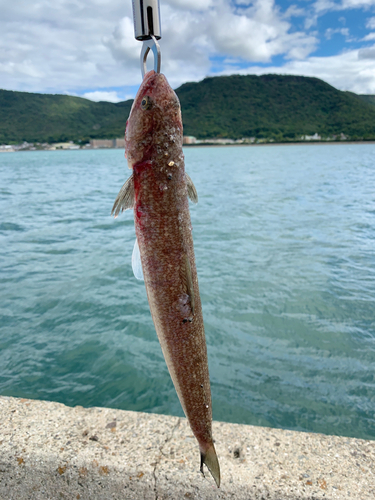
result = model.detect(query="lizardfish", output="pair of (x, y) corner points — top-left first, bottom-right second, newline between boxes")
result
(112, 70), (220, 487)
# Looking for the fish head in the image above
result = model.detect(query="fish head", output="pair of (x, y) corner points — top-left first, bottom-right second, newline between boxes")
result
(125, 70), (182, 166)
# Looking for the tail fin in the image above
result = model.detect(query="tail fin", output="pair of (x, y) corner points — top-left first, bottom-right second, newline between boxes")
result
(200, 444), (220, 488)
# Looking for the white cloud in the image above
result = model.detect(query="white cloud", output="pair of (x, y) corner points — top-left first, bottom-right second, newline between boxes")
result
(342, 0), (375, 7)
(366, 16), (375, 28)
(168, 0), (317, 63)
(229, 47), (375, 94)
(103, 17), (140, 64)
(101, 0), (318, 89)
(283, 5), (307, 18)
(0, 0), (374, 97)
(325, 27), (349, 39)
(314, 0), (375, 12)
(358, 46), (375, 58)
(82, 90), (123, 102)
(362, 32), (375, 40)
(0, 0), (320, 95)
(313, 0), (337, 13)
(207, 0), (317, 61)
(164, 0), (212, 9)
(0, 0), (136, 93)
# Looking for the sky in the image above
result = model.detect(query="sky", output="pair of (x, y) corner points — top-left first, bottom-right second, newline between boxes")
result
(1, 0), (375, 101)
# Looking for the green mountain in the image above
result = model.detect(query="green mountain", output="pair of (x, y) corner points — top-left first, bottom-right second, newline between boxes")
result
(177, 74), (375, 140)
(355, 93), (375, 107)
(1, 74), (375, 144)
(0, 90), (132, 144)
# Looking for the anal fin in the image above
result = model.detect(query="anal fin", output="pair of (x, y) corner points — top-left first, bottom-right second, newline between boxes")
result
(132, 239), (144, 281)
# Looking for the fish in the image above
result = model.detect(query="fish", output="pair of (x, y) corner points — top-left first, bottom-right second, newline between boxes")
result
(111, 70), (220, 487)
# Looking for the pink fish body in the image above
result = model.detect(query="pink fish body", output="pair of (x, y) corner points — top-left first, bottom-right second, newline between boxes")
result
(112, 70), (220, 487)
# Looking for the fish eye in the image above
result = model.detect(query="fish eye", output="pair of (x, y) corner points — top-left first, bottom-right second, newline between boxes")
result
(141, 96), (151, 110)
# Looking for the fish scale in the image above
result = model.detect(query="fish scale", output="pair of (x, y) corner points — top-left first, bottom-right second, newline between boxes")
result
(112, 70), (220, 487)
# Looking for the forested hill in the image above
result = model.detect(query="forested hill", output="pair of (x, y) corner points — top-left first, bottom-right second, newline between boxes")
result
(1, 74), (375, 144)
(178, 74), (375, 141)
(0, 90), (132, 144)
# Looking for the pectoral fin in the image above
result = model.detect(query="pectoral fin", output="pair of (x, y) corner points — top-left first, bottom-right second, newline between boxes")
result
(186, 173), (198, 204)
(111, 174), (134, 218)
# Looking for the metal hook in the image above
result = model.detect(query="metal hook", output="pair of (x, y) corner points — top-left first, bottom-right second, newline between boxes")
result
(141, 34), (161, 78)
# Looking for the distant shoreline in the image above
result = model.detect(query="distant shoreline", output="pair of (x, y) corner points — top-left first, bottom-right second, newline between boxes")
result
(3, 140), (375, 153)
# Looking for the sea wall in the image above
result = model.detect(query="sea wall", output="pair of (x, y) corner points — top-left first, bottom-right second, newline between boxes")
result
(0, 396), (374, 499)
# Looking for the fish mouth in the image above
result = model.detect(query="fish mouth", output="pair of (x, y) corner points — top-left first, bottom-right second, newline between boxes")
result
(143, 69), (157, 82)
(142, 70), (164, 91)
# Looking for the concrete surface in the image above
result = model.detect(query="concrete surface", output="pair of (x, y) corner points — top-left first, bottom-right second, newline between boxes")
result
(0, 396), (374, 499)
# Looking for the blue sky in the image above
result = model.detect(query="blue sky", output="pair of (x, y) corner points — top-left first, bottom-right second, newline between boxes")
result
(1, 0), (375, 101)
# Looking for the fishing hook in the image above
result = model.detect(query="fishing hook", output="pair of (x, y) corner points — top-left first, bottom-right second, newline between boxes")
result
(140, 34), (161, 78)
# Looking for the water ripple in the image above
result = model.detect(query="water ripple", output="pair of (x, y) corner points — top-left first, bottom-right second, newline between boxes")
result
(0, 146), (374, 439)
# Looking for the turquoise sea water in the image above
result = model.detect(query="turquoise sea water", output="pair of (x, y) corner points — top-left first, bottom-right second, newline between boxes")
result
(0, 144), (374, 440)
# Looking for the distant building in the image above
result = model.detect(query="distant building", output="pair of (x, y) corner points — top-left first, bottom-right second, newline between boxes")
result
(90, 139), (114, 149)
(90, 139), (126, 149)
(303, 133), (321, 141)
(0, 145), (15, 153)
(114, 138), (125, 148)
(201, 138), (235, 144)
(183, 136), (197, 144)
(49, 142), (80, 150)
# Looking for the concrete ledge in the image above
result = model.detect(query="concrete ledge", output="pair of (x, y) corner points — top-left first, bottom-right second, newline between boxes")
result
(0, 396), (374, 499)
